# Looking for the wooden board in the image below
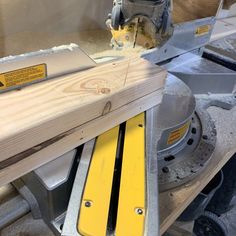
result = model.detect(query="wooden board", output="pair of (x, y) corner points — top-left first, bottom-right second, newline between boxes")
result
(160, 106), (236, 235)
(173, 0), (221, 24)
(0, 90), (162, 186)
(0, 57), (166, 186)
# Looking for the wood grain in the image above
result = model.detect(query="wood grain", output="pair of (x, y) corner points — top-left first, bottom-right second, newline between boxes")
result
(0, 89), (163, 186)
(173, 0), (221, 24)
(0, 57), (166, 164)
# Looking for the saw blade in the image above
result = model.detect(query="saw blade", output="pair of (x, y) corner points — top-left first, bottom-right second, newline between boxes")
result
(109, 18), (156, 50)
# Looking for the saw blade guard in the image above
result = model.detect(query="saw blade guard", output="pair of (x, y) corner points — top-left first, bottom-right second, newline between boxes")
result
(108, 0), (174, 49)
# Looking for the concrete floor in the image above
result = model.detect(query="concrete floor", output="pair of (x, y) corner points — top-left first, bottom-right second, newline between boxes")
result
(0, 213), (54, 236)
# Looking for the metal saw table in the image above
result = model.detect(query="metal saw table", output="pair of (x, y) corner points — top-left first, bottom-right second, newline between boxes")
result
(62, 50), (236, 234)
(12, 45), (235, 236)
(159, 105), (236, 234)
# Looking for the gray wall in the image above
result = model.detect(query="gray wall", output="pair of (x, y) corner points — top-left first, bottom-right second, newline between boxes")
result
(0, 0), (112, 35)
(0, 0), (112, 56)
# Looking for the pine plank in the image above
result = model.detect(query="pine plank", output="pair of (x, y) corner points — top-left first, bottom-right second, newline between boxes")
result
(0, 57), (166, 168)
(0, 89), (163, 186)
(173, 0), (221, 23)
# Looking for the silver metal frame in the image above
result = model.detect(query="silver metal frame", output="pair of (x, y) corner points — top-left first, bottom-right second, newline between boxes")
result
(145, 108), (161, 236)
(62, 140), (95, 236)
(142, 17), (216, 63)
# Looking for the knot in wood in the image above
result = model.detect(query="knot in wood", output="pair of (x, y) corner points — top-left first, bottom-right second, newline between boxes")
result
(102, 101), (112, 115)
(100, 87), (111, 94)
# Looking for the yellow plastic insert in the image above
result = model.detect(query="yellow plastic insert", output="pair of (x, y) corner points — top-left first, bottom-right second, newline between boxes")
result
(78, 126), (119, 236)
(116, 113), (146, 236)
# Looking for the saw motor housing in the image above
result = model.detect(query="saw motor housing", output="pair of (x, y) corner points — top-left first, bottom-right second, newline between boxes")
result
(110, 0), (174, 48)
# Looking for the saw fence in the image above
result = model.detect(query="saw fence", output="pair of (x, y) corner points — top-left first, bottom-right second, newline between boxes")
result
(0, 57), (166, 186)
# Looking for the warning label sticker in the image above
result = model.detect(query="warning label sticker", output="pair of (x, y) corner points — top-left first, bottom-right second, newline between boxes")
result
(195, 25), (211, 37)
(167, 122), (190, 145)
(0, 64), (47, 91)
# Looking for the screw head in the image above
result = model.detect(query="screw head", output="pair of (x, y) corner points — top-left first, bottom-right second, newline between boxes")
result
(162, 166), (169, 173)
(85, 201), (92, 207)
(136, 208), (143, 215)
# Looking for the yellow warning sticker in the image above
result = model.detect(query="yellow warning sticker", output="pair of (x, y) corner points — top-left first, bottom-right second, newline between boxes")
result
(167, 122), (190, 145)
(0, 64), (47, 91)
(195, 25), (211, 37)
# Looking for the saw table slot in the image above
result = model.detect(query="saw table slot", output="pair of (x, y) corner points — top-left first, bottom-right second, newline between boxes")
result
(106, 123), (126, 233)
(115, 113), (146, 236)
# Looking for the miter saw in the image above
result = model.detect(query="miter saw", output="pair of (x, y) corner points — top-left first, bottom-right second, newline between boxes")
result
(1, 0), (236, 236)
